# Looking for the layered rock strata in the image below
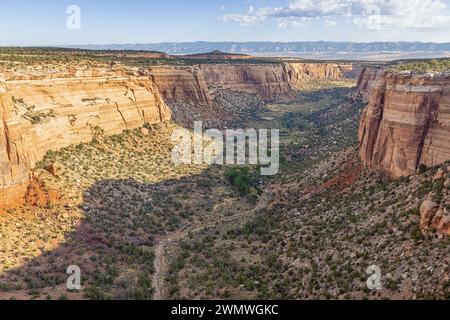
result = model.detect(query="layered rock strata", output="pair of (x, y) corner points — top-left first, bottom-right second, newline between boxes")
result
(0, 69), (171, 209)
(358, 69), (450, 177)
(283, 62), (344, 85)
(198, 64), (291, 100)
(149, 66), (213, 106)
(149, 63), (346, 105)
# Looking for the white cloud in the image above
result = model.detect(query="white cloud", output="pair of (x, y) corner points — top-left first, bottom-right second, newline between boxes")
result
(324, 19), (338, 27)
(278, 17), (312, 28)
(220, 0), (450, 30)
(220, 13), (266, 26)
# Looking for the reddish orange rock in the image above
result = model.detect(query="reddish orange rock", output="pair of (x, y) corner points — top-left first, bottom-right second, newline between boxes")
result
(1, 67), (171, 210)
(358, 70), (450, 177)
(420, 199), (450, 237)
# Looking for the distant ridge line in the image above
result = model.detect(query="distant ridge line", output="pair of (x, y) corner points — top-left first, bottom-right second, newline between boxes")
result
(62, 41), (450, 56)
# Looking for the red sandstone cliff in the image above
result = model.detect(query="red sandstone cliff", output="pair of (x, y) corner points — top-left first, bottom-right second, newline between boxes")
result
(198, 64), (291, 100)
(199, 63), (344, 100)
(0, 82), (30, 208)
(358, 69), (450, 177)
(149, 63), (346, 106)
(283, 62), (343, 87)
(0, 68), (171, 209)
(149, 66), (213, 107)
(352, 66), (385, 101)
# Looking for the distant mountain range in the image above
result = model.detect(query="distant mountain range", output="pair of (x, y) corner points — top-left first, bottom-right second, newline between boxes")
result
(65, 42), (450, 61)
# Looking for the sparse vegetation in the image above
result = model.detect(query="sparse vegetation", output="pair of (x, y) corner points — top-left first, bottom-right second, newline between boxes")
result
(389, 58), (450, 72)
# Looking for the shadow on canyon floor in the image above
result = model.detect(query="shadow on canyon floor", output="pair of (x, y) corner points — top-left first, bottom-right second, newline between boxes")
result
(0, 164), (254, 300)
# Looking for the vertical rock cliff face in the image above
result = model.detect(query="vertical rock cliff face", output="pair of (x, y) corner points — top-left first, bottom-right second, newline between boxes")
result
(198, 64), (291, 100)
(0, 71), (171, 209)
(283, 63), (344, 86)
(149, 63), (347, 106)
(199, 63), (345, 100)
(149, 67), (213, 106)
(359, 70), (450, 177)
(0, 81), (30, 208)
(352, 67), (385, 101)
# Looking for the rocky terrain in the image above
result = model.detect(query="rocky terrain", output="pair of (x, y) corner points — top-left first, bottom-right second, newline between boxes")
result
(151, 62), (347, 106)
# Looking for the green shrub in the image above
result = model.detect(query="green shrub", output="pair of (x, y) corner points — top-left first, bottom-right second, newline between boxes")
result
(225, 167), (252, 193)
(225, 166), (262, 203)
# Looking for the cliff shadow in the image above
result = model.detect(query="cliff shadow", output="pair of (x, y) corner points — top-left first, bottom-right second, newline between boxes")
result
(0, 164), (251, 300)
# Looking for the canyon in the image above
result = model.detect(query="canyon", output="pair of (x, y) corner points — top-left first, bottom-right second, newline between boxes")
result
(0, 61), (346, 209)
(0, 51), (449, 300)
(1, 58), (449, 225)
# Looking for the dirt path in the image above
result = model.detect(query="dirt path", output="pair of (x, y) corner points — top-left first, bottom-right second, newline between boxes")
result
(152, 194), (268, 300)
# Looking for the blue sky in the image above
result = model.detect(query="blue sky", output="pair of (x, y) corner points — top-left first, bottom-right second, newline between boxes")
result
(1, 0), (450, 46)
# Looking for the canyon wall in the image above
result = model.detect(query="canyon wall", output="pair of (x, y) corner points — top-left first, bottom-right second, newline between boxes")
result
(149, 66), (213, 106)
(0, 69), (171, 209)
(0, 81), (30, 208)
(198, 64), (291, 100)
(284, 63), (344, 86)
(358, 69), (450, 177)
(199, 63), (344, 99)
(149, 63), (346, 106)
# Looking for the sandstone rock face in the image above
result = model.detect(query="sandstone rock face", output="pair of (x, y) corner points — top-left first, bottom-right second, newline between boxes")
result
(198, 64), (291, 100)
(352, 67), (385, 101)
(0, 69), (171, 209)
(149, 66), (213, 106)
(358, 70), (450, 177)
(284, 63), (343, 86)
(0, 81), (30, 208)
(199, 63), (344, 100)
(149, 63), (346, 106)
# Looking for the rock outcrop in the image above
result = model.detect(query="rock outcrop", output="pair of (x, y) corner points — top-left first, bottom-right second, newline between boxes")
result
(420, 199), (450, 237)
(1, 68), (171, 209)
(352, 66), (385, 101)
(358, 69), (450, 177)
(420, 167), (450, 237)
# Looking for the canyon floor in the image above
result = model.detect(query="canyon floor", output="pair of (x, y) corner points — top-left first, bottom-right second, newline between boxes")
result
(0, 78), (449, 300)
